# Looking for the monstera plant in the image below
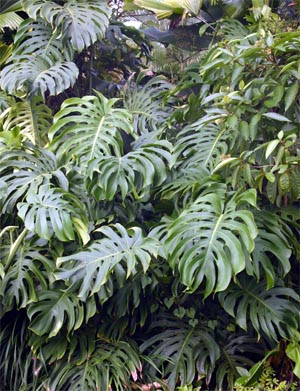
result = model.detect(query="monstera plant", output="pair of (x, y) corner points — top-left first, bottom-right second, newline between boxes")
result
(0, 1), (299, 390)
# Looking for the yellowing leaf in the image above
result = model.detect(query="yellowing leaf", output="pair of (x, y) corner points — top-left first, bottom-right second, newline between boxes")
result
(133, 0), (183, 18)
(181, 0), (203, 15)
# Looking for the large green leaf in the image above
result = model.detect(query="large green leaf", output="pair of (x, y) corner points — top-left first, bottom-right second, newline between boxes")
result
(0, 237), (53, 311)
(12, 18), (74, 62)
(140, 317), (220, 389)
(161, 188), (257, 296)
(0, 145), (68, 214)
(0, 96), (52, 145)
(17, 184), (89, 243)
(159, 169), (219, 211)
(49, 92), (132, 165)
(100, 273), (154, 337)
(175, 121), (230, 173)
(123, 74), (173, 134)
(27, 289), (85, 338)
(0, 313), (40, 391)
(23, 0), (111, 52)
(55, 224), (159, 300)
(29, 324), (97, 366)
(248, 210), (292, 289)
(87, 139), (174, 201)
(215, 335), (265, 390)
(218, 277), (300, 341)
(0, 55), (79, 99)
(47, 340), (140, 391)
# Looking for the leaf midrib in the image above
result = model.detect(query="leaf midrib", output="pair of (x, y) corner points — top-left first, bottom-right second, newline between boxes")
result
(90, 115), (105, 160)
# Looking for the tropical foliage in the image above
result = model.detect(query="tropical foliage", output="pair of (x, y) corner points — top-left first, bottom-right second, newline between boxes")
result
(0, 1), (299, 390)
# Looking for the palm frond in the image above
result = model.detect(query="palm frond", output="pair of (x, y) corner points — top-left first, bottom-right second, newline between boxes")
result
(55, 224), (159, 300)
(0, 0), (23, 13)
(0, 43), (13, 67)
(23, 0), (111, 52)
(0, 11), (23, 31)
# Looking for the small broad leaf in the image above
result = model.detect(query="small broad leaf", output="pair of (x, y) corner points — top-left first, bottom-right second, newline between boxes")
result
(262, 112), (291, 122)
(0, 127), (22, 148)
(249, 114), (261, 140)
(265, 171), (275, 183)
(285, 84), (298, 112)
(265, 139), (280, 159)
(286, 341), (300, 378)
(279, 172), (290, 192)
(55, 224), (159, 300)
(272, 85), (284, 105)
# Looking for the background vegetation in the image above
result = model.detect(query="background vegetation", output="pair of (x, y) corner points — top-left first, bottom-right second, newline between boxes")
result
(0, 1), (299, 390)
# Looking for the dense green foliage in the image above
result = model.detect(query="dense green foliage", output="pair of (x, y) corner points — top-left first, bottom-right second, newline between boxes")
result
(0, 1), (299, 390)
